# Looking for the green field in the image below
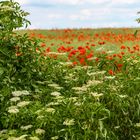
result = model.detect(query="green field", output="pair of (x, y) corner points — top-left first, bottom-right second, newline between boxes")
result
(1, 27), (140, 140)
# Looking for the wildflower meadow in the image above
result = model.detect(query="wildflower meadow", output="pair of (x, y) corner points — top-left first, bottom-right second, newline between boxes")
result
(0, 0), (140, 140)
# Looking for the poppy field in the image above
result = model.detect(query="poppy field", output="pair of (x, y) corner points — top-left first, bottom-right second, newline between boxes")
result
(22, 28), (140, 74)
(1, 28), (140, 140)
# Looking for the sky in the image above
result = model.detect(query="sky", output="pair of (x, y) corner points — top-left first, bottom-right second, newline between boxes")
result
(14, 0), (140, 29)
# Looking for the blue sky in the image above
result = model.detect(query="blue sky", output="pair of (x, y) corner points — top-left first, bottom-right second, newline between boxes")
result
(15, 0), (140, 29)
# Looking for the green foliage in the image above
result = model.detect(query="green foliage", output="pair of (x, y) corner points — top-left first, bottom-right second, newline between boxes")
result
(0, 0), (30, 32)
(136, 12), (140, 24)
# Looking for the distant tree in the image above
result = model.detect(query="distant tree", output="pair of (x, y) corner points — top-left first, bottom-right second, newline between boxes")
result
(136, 12), (140, 23)
(134, 12), (140, 37)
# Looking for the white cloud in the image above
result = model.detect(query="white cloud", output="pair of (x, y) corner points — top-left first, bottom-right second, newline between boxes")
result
(47, 14), (63, 19)
(17, 0), (140, 29)
(14, 0), (29, 5)
(111, 0), (139, 4)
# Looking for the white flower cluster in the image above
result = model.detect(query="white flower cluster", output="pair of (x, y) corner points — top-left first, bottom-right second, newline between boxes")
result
(12, 90), (30, 97)
(50, 91), (61, 97)
(17, 101), (30, 107)
(48, 83), (63, 90)
(8, 90), (31, 114)
(63, 118), (75, 126)
(8, 106), (19, 114)
(20, 125), (33, 130)
(35, 128), (45, 135)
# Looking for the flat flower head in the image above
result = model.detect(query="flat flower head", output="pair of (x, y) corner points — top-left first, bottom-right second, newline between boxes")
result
(29, 136), (40, 140)
(51, 136), (59, 140)
(50, 91), (61, 97)
(35, 128), (45, 135)
(45, 108), (55, 113)
(10, 97), (20, 102)
(17, 101), (30, 107)
(63, 118), (75, 126)
(8, 106), (19, 114)
(20, 125), (33, 130)
(12, 91), (23, 97)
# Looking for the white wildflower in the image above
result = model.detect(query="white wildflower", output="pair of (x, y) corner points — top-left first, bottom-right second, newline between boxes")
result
(82, 122), (89, 130)
(35, 128), (45, 135)
(83, 66), (93, 69)
(87, 71), (106, 76)
(74, 102), (82, 106)
(17, 101), (30, 107)
(104, 76), (115, 80)
(63, 119), (75, 126)
(8, 106), (19, 114)
(86, 80), (103, 87)
(20, 125), (33, 130)
(45, 108), (55, 113)
(135, 123), (140, 127)
(19, 135), (28, 139)
(12, 91), (23, 97)
(118, 94), (128, 98)
(50, 91), (61, 97)
(72, 86), (87, 92)
(54, 86), (63, 90)
(90, 92), (103, 98)
(106, 50), (114, 54)
(37, 115), (44, 120)
(29, 136), (40, 140)
(11, 90), (30, 97)
(46, 102), (60, 106)
(59, 62), (73, 66)
(51, 136), (59, 140)
(7, 137), (18, 140)
(68, 97), (78, 102)
(54, 95), (64, 100)
(21, 90), (30, 96)
(114, 126), (120, 129)
(48, 83), (59, 87)
(10, 97), (20, 102)
(0, 129), (7, 134)
(48, 52), (66, 55)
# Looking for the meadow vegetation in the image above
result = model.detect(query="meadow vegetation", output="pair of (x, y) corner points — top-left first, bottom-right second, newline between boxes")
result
(0, 0), (140, 140)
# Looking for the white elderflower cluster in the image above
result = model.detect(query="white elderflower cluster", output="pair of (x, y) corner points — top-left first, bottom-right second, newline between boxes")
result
(118, 94), (128, 98)
(104, 76), (115, 80)
(48, 52), (67, 55)
(59, 62), (73, 66)
(10, 97), (20, 102)
(45, 107), (55, 113)
(90, 92), (103, 98)
(51, 136), (59, 140)
(50, 91), (61, 97)
(7, 134), (28, 140)
(35, 128), (45, 135)
(86, 80), (103, 87)
(46, 102), (60, 106)
(17, 101), (30, 108)
(29, 136), (40, 140)
(63, 118), (75, 126)
(12, 90), (30, 97)
(87, 71), (106, 76)
(8, 106), (19, 114)
(48, 83), (63, 90)
(20, 125), (33, 130)
(135, 123), (140, 127)
(72, 86), (87, 92)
